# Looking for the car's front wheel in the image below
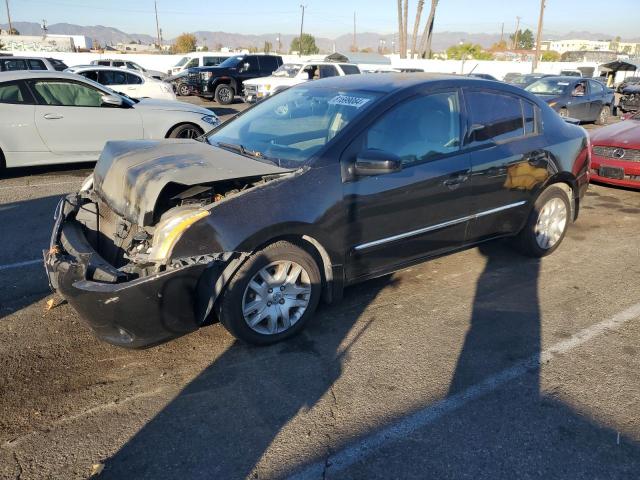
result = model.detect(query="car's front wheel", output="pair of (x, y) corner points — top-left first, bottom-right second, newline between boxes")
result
(168, 123), (204, 139)
(216, 241), (322, 345)
(214, 84), (235, 105)
(513, 184), (571, 257)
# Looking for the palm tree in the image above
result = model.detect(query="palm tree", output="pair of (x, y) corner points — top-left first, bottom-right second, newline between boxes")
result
(402, 0), (409, 58)
(419, 0), (439, 58)
(410, 0), (425, 58)
(396, 0), (404, 57)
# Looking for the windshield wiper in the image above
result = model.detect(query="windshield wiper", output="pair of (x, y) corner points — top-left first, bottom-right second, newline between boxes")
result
(215, 142), (281, 166)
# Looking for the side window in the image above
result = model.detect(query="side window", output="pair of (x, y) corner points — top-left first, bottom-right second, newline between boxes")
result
(97, 61), (110, 66)
(98, 70), (115, 85)
(1, 59), (28, 71)
(80, 70), (99, 82)
(244, 56), (260, 72)
(259, 56), (278, 73)
(339, 64), (360, 75)
(30, 81), (104, 107)
(185, 58), (199, 68)
(203, 56), (217, 66)
(0, 81), (30, 104)
(126, 73), (143, 85)
(466, 91), (525, 144)
(590, 81), (604, 94)
(522, 100), (537, 135)
(28, 59), (47, 70)
(125, 62), (138, 70)
(572, 81), (587, 96)
(365, 91), (461, 166)
(106, 70), (128, 85)
(113, 61), (125, 68)
(319, 65), (339, 78)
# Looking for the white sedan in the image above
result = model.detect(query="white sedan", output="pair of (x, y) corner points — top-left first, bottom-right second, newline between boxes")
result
(66, 66), (176, 101)
(0, 71), (219, 169)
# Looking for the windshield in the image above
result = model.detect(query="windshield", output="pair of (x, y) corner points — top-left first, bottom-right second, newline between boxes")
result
(526, 79), (571, 95)
(218, 56), (244, 68)
(207, 87), (381, 167)
(174, 56), (190, 67)
(273, 64), (303, 78)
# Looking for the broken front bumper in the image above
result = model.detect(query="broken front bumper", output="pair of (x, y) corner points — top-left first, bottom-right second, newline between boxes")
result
(43, 196), (227, 348)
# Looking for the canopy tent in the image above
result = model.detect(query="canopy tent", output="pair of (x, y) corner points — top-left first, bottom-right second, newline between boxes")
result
(599, 60), (639, 73)
(324, 52), (391, 66)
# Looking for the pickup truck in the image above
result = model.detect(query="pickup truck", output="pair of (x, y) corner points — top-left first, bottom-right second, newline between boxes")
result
(188, 54), (283, 104)
(243, 61), (361, 102)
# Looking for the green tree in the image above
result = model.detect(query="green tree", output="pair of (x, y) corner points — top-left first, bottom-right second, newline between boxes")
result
(201, 45), (209, 51)
(290, 33), (319, 55)
(510, 28), (534, 50)
(541, 50), (560, 61)
(446, 43), (493, 60)
(263, 41), (272, 53)
(0, 39), (4, 51)
(172, 33), (197, 54)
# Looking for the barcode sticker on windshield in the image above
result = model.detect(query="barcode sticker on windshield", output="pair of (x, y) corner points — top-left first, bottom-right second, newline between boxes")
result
(328, 95), (371, 108)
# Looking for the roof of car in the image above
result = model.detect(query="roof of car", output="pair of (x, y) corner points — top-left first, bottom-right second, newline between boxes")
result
(303, 72), (499, 93)
(68, 65), (142, 73)
(0, 56), (50, 60)
(0, 70), (82, 82)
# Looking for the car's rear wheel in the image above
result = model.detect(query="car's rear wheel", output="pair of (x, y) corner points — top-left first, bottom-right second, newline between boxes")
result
(168, 124), (204, 139)
(216, 241), (322, 345)
(214, 84), (235, 105)
(177, 83), (190, 96)
(513, 185), (571, 257)
(595, 105), (611, 125)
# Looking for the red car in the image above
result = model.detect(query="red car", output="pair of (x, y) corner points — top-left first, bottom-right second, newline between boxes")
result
(590, 113), (640, 189)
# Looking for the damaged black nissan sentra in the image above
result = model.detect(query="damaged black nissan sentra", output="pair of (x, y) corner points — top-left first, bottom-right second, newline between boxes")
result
(44, 74), (590, 348)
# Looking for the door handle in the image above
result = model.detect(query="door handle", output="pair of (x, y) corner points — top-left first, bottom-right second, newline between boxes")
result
(443, 175), (469, 190)
(43, 113), (63, 120)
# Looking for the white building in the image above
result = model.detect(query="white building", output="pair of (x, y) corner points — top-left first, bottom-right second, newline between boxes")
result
(541, 39), (611, 54)
(47, 34), (93, 50)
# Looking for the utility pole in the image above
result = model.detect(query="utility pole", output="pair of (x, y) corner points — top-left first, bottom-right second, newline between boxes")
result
(298, 4), (306, 57)
(154, 1), (161, 49)
(532, 0), (546, 72)
(513, 16), (521, 49)
(4, 0), (12, 34)
(500, 22), (504, 43)
(276, 34), (281, 54)
(352, 11), (357, 52)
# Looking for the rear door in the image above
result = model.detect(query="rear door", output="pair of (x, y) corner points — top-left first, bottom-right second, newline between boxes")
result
(342, 89), (473, 279)
(587, 80), (606, 119)
(29, 78), (143, 160)
(463, 88), (548, 242)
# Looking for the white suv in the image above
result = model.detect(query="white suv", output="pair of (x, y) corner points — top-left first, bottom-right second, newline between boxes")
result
(243, 62), (360, 102)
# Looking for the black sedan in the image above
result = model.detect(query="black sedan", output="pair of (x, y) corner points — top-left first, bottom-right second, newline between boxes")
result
(525, 76), (614, 124)
(44, 74), (590, 347)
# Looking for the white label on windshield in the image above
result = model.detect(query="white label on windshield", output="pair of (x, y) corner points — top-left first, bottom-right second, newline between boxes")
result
(558, 82), (570, 85)
(328, 95), (371, 108)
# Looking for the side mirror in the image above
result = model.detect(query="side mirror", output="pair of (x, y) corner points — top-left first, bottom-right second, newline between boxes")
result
(101, 94), (123, 107)
(353, 149), (402, 176)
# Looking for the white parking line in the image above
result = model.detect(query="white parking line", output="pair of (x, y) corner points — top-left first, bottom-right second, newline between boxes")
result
(289, 302), (640, 480)
(0, 259), (42, 271)
(0, 180), (82, 191)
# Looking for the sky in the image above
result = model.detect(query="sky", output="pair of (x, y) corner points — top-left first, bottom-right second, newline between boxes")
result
(3, 0), (639, 39)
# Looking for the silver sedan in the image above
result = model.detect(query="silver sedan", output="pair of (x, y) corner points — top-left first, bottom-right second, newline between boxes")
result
(0, 71), (219, 169)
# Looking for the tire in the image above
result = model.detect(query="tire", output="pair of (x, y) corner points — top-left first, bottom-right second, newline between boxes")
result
(595, 105), (611, 125)
(168, 124), (203, 139)
(216, 241), (322, 345)
(558, 107), (569, 118)
(513, 185), (572, 258)
(177, 83), (190, 97)
(214, 84), (235, 105)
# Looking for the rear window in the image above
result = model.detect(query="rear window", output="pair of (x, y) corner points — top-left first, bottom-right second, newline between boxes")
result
(28, 59), (47, 70)
(126, 72), (143, 85)
(259, 56), (280, 73)
(339, 64), (360, 75)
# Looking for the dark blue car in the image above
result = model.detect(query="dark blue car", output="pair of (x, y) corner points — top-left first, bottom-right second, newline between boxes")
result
(526, 76), (614, 124)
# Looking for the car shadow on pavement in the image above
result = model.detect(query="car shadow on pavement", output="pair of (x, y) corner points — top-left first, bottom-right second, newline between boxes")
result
(98, 242), (640, 479)
(97, 275), (395, 480)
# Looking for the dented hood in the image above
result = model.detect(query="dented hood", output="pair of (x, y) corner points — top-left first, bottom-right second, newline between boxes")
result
(93, 140), (292, 226)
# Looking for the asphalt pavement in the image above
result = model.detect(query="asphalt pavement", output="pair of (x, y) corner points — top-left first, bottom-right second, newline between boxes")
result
(0, 101), (639, 480)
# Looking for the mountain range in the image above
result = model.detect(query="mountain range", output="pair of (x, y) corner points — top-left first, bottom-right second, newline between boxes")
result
(2, 22), (639, 53)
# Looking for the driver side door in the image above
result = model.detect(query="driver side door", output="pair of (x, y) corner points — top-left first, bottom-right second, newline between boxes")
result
(29, 79), (143, 161)
(567, 80), (590, 120)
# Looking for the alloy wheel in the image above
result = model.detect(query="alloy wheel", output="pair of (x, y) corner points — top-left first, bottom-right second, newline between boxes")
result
(534, 197), (567, 249)
(177, 127), (201, 139)
(179, 84), (190, 96)
(242, 260), (312, 335)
